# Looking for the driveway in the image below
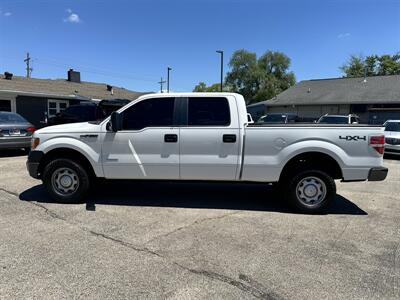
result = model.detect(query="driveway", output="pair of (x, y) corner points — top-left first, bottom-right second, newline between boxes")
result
(0, 151), (399, 299)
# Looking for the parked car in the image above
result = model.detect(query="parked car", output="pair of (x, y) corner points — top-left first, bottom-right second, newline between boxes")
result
(0, 111), (35, 151)
(257, 113), (299, 124)
(317, 114), (360, 124)
(47, 99), (131, 126)
(27, 93), (387, 213)
(384, 120), (400, 155)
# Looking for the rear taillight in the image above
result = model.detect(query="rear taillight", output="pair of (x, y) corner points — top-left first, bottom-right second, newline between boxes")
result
(369, 135), (385, 155)
(26, 126), (36, 133)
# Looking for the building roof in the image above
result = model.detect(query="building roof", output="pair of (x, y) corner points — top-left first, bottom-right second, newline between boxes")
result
(0, 74), (149, 100)
(260, 75), (400, 107)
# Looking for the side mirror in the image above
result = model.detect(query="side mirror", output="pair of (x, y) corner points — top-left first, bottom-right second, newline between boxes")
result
(109, 111), (122, 132)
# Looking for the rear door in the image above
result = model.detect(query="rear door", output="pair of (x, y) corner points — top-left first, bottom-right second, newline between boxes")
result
(101, 97), (180, 179)
(179, 96), (241, 180)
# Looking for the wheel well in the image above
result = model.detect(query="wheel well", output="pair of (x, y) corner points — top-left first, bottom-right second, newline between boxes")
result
(279, 152), (342, 182)
(38, 148), (96, 179)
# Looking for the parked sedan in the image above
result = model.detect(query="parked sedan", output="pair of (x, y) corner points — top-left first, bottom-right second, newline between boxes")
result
(384, 120), (400, 156)
(0, 112), (35, 151)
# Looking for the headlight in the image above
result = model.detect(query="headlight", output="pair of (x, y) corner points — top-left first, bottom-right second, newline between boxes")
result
(31, 138), (40, 150)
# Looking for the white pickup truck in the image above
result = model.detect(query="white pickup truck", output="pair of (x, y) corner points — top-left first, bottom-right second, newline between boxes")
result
(27, 93), (388, 213)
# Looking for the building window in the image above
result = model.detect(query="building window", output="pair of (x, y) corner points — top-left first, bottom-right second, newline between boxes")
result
(0, 100), (11, 112)
(48, 99), (69, 117)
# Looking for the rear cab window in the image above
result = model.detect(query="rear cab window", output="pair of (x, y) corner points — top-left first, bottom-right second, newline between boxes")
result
(187, 97), (230, 126)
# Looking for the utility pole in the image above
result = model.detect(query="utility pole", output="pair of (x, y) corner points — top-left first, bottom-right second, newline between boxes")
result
(158, 77), (166, 93)
(24, 52), (32, 78)
(216, 50), (224, 92)
(167, 67), (172, 93)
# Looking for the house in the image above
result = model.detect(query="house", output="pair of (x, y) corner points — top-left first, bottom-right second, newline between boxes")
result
(247, 75), (400, 124)
(0, 69), (148, 127)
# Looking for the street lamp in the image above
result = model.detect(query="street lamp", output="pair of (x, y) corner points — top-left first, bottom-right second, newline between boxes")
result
(167, 67), (172, 93)
(216, 50), (224, 92)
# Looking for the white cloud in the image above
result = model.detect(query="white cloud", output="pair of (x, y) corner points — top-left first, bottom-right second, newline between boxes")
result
(64, 9), (81, 23)
(337, 32), (351, 39)
(4, 12), (11, 17)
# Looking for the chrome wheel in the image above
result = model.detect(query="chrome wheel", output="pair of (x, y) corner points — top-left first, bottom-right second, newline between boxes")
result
(51, 167), (79, 196)
(296, 176), (326, 207)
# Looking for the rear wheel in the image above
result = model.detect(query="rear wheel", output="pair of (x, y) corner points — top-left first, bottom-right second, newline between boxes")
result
(285, 169), (336, 213)
(43, 159), (90, 203)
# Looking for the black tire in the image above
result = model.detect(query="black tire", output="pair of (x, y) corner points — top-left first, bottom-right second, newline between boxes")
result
(284, 169), (336, 213)
(43, 158), (90, 203)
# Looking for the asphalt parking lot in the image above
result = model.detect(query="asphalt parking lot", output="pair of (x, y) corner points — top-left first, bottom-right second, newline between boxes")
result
(0, 151), (399, 299)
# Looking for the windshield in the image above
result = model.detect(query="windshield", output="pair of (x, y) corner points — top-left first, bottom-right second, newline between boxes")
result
(258, 114), (287, 123)
(385, 122), (400, 132)
(318, 116), (348, 124)
(0, 112), (28, 124)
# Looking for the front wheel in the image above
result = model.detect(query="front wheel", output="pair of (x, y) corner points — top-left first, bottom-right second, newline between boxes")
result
(43, 159), (90, 203)
(285, 170), (336, 213)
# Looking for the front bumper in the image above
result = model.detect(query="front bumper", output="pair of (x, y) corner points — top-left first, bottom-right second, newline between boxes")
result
(368, 167), (388, 181)
(26, 150), (44, 179)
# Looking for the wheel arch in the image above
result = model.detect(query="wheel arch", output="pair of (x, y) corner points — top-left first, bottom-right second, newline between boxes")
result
(279, 151), (343, 182)
(38, 147), (98, 179)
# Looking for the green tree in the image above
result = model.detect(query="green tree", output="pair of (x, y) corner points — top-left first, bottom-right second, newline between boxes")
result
(340, 53), (400, 77)
(193, 82), (223, 92)
(225, 49), (259, 102)
(225, 49), (295, 104)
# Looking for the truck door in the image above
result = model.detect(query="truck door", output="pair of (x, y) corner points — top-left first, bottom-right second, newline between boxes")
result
(101, 97), (180, 179)
(179, 96), (241, 180)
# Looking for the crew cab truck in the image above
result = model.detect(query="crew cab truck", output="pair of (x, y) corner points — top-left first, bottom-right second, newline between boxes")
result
(27, 93), (388, 213)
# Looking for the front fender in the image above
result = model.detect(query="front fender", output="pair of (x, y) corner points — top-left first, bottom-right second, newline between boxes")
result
(36, 136), (103, 177)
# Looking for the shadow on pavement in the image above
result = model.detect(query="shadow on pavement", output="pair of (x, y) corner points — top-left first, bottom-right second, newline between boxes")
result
(19, 180), (368, 215)
(0, 149), (28, 158)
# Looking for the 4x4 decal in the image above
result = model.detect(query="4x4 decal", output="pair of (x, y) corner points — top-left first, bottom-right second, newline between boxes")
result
(339, 135), (367, 141)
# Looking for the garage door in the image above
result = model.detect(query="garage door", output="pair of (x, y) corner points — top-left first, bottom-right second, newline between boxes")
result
(0, 100), (11, 112)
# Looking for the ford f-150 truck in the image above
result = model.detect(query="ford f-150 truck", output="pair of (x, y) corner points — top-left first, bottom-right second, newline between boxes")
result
(27, 93), (388, 213)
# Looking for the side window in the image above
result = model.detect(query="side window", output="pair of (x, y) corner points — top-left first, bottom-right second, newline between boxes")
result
(122, 98), (175, 130)
(188, 97), (230, 126)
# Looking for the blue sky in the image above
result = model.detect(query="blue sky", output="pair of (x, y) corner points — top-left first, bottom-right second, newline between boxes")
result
(0, 0), (399, 92)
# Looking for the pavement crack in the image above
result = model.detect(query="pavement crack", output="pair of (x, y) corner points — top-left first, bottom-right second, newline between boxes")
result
(172, 263), (282, 300)
(30, 201), (67, 221)
(331, 220), (351, 250)
(0, 187), (19, 197)
(87, 229), (164, 258)
(1, 188), (66, 221)
(145, 211), (241, 245)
